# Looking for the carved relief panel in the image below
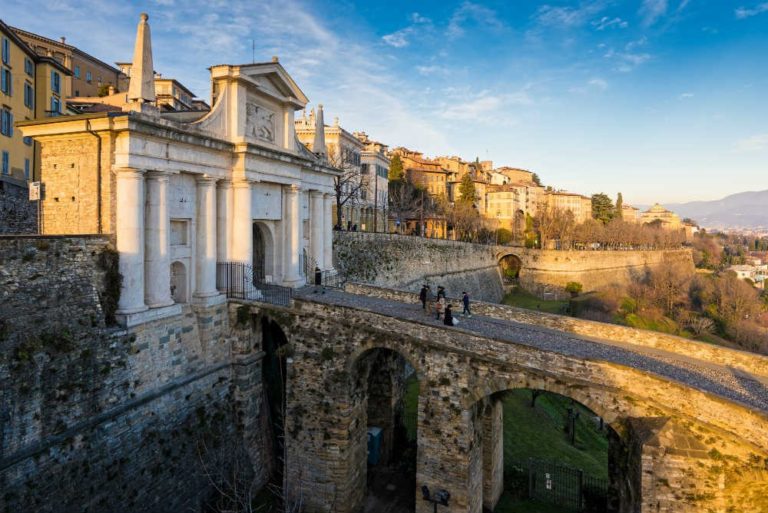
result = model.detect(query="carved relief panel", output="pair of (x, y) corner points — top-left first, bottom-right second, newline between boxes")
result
(246, 102), (276, 143)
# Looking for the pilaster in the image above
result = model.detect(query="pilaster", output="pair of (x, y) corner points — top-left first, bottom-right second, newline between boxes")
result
(216, 179), (233, 263)
(144, 170), (173, 308)
(231, 179), (253, 264)
(309, 190), (324, 270)
(283, 184), (303, 286)
(193, 175), (221, 303)
(323, 193), (334, 271)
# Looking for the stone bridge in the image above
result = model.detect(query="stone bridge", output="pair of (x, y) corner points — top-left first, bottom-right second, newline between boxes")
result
(242, 284), (768, 513)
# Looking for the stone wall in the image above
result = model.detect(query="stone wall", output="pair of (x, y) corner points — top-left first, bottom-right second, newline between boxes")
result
(0, 178), (37, 234)
(333, 232), (694, 301)
(1, 236), (270, 513)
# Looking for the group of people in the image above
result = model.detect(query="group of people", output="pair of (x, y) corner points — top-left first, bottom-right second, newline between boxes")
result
(418, 285), (472, 327)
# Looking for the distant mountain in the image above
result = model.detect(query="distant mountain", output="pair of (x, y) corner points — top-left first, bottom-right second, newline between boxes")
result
(648, 190), (768, 230)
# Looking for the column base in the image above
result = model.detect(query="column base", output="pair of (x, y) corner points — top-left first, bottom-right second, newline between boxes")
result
(146, 298), (175, 309)
(116, 303), (182, 328)
(192, 293), (226, 307)
(282, 276), (305, 288)
(115, 304), (148, 316)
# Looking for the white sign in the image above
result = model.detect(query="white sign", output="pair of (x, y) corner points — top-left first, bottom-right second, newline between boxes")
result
(29, 182), (41, 201)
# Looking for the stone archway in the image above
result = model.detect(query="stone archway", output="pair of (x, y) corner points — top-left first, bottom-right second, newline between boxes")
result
(170, 260), (188, 303)
(498, 253), (522, 283)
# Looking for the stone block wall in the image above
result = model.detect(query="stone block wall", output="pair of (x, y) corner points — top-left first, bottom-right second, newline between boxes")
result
(0, 178), (37, 234)
(1, 236), (270, 513)
(333, 232), (694, 301)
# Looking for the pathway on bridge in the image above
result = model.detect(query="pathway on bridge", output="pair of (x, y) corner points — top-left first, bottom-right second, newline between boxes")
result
(294, 287), (768, 415)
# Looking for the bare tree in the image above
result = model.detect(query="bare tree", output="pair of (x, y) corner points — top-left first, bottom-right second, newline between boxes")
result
(328, 148), (368, 230)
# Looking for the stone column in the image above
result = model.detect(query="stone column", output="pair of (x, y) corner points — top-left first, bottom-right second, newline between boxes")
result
(309, 190), (324, 270)
(194, 175), (219, 299)
(144, 170), (173, 308)
(115, 167), (148, 315)
(283, 184), (302, 286)
(323, 193), (333, 270)
(216, 179), (233, 263)
(482, 399), (504, 512)
(230, 180), (252, 264)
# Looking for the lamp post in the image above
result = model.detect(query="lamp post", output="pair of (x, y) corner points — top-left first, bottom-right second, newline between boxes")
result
(421, 485), (450, 513)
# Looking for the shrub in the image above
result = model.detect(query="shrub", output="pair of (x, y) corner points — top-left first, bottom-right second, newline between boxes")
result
(565, 282), (583, 297)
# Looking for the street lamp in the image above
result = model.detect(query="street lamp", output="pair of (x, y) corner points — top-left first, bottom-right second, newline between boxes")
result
(421, 485), (450, 513)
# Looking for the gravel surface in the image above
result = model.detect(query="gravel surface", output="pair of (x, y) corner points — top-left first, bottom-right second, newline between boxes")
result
(295, 287), (768, 414)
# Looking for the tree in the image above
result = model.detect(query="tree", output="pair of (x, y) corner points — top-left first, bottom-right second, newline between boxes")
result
(388, 154), (404, 182)
(534, 202), (575, 248)
(615, 192), (623, 220)
(565, 282), (583, 298)
(329, 150), (368, 230)
(591, 193), (615, 224)
(457, 173), (478, 206)
(532, 173), (542, 186)
(388, 179), (420, 234)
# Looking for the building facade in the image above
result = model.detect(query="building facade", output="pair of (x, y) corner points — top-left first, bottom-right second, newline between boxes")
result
(641, 203), (682, 229)
(355, 131), (389, 232)
(19, 14), (337, 328)
(545, 191), (593, 223)
(11, 26), (127, 98)
(1, 19), (71, 184)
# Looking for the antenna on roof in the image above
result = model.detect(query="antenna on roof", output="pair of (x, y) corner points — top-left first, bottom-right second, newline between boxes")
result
(252, 39), (255, 64)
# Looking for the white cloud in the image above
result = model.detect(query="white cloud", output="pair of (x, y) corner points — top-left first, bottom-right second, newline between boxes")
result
(640, 0), (668, 26)
(411, 12), (431, 24)
(603, 38), (651, 72)
(441, 91), (532, 121)
(535, 2), (606, 28)
(735, 2), (768, 19)
(679, 92), (694, 99)
(447, 1), (503, 38)
(570, 78), (608, 94)
(592, 16), (628, 30)
(736, 134), (768, 152)
(382, 30), (410, 48)
(588, 78), (608, 91)
(416, 65), (448, 76)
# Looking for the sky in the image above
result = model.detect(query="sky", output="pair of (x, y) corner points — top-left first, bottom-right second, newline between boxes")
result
(4, 0), (768, 205)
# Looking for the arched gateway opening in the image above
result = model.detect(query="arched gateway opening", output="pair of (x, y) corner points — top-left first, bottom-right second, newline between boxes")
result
(352, 348), (420, 513)
(498, 254), (522, 283)
(473, 389), (618, 513)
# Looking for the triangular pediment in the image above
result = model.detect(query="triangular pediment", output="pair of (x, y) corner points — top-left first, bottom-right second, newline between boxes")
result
(239, 63), (309, 107)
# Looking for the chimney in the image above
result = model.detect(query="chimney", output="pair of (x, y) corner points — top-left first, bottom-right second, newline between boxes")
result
(125, 13), (157, 113)
(60, 36), (66, 44)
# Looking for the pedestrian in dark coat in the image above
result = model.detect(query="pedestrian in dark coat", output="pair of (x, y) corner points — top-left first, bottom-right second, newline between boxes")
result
(313, 266), (324, 294)
(437, 286), (446, 301)
(443, 304), (454, 326)
(419, 285), (428, 310)
(462, 291), (471, 317)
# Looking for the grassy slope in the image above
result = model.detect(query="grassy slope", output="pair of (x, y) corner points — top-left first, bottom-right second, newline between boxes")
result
(502, 288), (569, 315)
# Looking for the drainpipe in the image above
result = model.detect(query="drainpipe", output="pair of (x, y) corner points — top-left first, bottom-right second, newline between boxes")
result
(85, 119), (102, 234)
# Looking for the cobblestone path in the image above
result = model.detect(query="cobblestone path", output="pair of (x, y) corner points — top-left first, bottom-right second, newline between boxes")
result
(294, 287), (768, 414)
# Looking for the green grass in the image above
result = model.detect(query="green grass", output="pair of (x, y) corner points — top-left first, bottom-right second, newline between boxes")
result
(403, 373), (419, 442)
(502, 389), (608, 479)
(502, 288), (569, 315)
(495, 497), (568, 513)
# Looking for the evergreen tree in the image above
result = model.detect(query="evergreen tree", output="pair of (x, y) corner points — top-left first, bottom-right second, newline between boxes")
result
(457, 173), (478, 206)
(615, 192), (624, 220)
(591, 193), (615, 224)
(388, 154), (404, 182)
(532, 173), (542, 186)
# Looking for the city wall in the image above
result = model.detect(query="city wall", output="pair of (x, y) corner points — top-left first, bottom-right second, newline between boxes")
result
(0, 177), (38, 234)
(334, 232), (694, 300)
(0, 236), (269, 513)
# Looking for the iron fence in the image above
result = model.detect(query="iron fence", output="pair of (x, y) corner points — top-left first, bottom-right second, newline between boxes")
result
(505, 459), (608, 513)
(302, 253), (346, 289)
(216, 262), (292, 307)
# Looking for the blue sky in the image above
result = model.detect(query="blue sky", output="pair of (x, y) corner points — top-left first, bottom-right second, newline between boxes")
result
(4, 0), (768, 204)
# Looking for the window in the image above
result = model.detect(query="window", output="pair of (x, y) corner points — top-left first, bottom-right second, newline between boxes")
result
(50, 96), (60, 114)
(23, 136), (32, 146)
(24, 158), (30, 179)
(0, 109), (12, 137)
(1, 151), (8, 175)
(1, 38), (9, 65)
(51, 71), (60, 94)
(73, 65), (80, 78)
(25, 58), (33, 76)
(24, 83), (33, 108)
(0, 68), (11, 95)
(361, 163), (369, 175)
(86, 71), (92, 83)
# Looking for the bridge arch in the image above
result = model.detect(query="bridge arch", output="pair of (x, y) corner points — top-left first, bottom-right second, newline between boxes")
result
(497, 252), (523, 282)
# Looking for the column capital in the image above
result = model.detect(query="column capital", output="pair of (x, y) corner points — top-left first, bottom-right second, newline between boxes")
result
(114, 167), (146, 178)
(284, 183), (301, 194)
(232, 179), (253, 189)
(216, 179), (233, 189)
(309, 189), (324, 198)
(145, 169), (171, 181)
(195, 174), (219, 185)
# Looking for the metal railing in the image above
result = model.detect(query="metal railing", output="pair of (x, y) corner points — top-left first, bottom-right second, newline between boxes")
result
(302, 253), (346, 289)
(216, 262), (292, 306)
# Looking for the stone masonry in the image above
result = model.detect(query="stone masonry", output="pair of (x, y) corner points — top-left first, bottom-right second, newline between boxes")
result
(0, 178), (37, 234)
(333, 232), (694, 301)
(244, 291), (768, 513)
(0, 236), (270, 513)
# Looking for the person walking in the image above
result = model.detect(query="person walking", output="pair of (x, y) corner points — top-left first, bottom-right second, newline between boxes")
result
(435, 296), (445, 321)
(462, 291), (471, 317)
(443, 304), (454, 326)
(313, 266), (325, 294)
(425, 285), (434, 315)
(419, 285), (428, 311)
(437, 286), (446, 301)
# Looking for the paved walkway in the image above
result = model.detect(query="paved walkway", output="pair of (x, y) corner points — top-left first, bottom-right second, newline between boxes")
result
(294, 287), (768, 415)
